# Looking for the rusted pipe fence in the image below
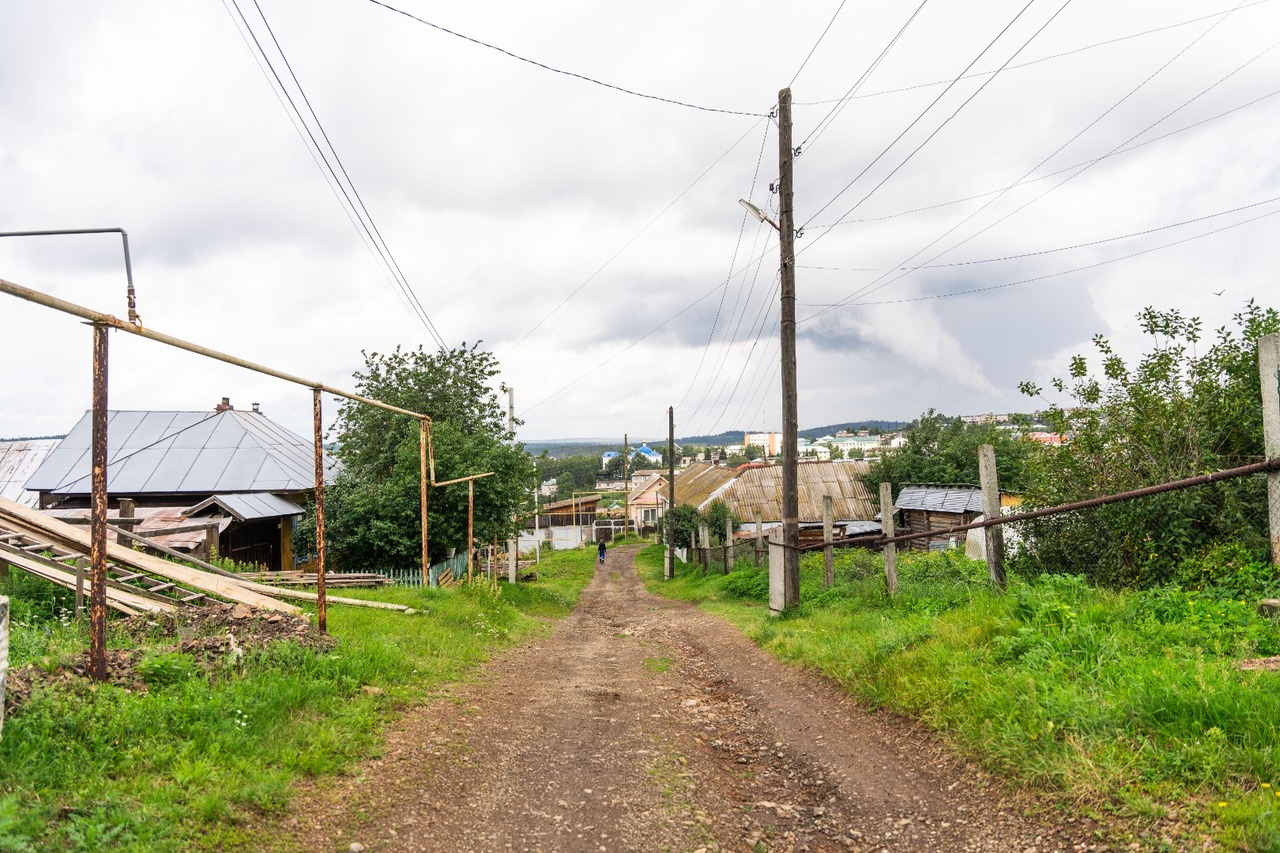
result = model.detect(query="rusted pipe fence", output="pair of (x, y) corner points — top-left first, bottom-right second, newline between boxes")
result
(0, 275), (439, 679)
(801, 457), (1280, 554)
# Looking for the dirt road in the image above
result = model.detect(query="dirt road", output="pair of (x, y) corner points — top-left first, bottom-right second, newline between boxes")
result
(275, 545), (1106, 852)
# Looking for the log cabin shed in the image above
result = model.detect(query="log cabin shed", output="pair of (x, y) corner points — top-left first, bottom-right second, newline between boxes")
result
(892, 484), (984, 552)
(24, 404), (334, 570)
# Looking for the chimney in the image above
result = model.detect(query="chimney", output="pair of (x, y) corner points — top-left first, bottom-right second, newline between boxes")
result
(251, 402), (261, 414)
(215, 397), (233, 412)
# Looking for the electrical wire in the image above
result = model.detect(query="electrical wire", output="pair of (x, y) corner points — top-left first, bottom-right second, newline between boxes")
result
(226, 0), (447, 349)
(796, 194), (1280, 272)
(805, 35), (1280, 319)
(791, 0), (1273, 106)
(675, 123), (772, 409)
(812, 203), (1280, 308)
(503, 117), (767, 358)
(363, 0), (766, 117)
(802, 0), (1071, 230)
(799, 0), (932, 154)
(805, 86), (1280, 231)
(789, 0), (850, 87)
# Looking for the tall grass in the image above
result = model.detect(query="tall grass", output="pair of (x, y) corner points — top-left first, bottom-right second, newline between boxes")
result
(0, 547), (597, 851)
(637, 545), (1280, 850)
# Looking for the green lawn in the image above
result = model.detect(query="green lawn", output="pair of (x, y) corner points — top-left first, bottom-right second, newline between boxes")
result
(637, 545), (1280, 850)
(0, 547), (597, 851)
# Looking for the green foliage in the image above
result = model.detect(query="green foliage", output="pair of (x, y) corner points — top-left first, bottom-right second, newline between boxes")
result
(537, 454), (603, 501)
(666, 504), (702, 549)
(865, 409), (1034, 495)
(701, 499), (736, 541)
(1015, 302), (1280, 587)
(638, 544), (1280, 849)
(313, 343), (534, 568)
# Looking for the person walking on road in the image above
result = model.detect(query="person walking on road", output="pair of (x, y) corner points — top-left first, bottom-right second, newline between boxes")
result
(597, 539), (607, 564)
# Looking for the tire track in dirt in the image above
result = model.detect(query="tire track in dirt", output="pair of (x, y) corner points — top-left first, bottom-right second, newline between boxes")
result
(268, 545), (1107, 852)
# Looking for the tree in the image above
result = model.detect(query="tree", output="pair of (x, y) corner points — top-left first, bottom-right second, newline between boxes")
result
(702, 499), (737, 543)
(742, 444), (763, 462)
(865, 410), (1033, 496)
(1014, 302), (1280, 587)
(541, 455), (602, 501)
(318, 343), (533, 569)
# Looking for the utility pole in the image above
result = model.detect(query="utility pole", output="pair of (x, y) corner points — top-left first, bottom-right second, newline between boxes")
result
(1260, 333), (1280, 566)
(666, 406), (675, 580)
(623, 432), (630, 539)
(777, 86), (800, 612)
(508, 386), (517, 584)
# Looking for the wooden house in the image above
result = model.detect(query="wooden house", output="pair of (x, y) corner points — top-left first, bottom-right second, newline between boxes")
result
(24, 403), (333, 570)
(892, 484), (983, 552)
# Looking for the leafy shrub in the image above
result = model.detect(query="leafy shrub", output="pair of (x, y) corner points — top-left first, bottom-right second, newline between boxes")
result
(136, 652), (200, 688)
(720, 568), (769, 601)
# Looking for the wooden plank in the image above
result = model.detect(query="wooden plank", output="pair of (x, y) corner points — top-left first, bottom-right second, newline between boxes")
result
(0, 545), (166, 615)
(0, 498), (298, 614)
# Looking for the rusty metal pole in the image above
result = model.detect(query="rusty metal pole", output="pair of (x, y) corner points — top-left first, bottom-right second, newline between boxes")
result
(467, 479), (475, 582)
(88, 322), (109, 682)
(420, 418), (430, 586)
(312, 388), (327, 634)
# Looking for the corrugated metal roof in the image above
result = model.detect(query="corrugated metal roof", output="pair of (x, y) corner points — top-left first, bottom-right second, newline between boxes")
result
(25, 410), (335, 496)
(895, 484), (984, 514)
(673, 460), (877, 523)
(0, 439), (61, 507)
(187, 492), (305, 521)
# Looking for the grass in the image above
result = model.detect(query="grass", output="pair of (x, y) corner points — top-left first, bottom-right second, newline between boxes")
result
(637, 544), (1280, 850)
(0, 546), (597, 851)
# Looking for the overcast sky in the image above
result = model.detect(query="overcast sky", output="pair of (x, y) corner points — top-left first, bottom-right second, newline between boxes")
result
(2, 0), (1277, 444)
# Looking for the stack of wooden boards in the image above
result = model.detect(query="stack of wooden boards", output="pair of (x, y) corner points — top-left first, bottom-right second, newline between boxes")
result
(237, 571), (392, 589)
(0, 497), (411, 616)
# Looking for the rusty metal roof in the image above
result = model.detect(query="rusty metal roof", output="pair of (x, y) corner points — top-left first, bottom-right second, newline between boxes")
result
(25, 410), (335, 496)
(0, 438), (60, 507)
(673, 460), (877, 523)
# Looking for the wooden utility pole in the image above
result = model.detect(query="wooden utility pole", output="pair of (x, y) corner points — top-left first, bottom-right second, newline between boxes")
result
(420, 419), (430, 586)
(823, 495), (834, 588)
(1260, 333), (1280, 566)
(754, 510), (764, 567)
(508, 387), (517, 584)
(312, 388), (328, 633)
(775, 86), (801, 613)
(623, 433), (630, 538)
(978, 444), (1007, 588)
(666, 406), (675, 580)
(879, 482), (898, 597)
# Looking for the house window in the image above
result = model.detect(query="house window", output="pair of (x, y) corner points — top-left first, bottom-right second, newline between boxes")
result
(643, 508), (656, 522)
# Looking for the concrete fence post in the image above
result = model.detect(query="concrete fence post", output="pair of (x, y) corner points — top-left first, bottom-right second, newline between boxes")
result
(823, 495), (834, 588)
(768, 528), (785, 616)
(879, 483), (898, 597)
(1259, 332), (1280, 567)
(978, 444), (1007, 589)
(754, 511), (764, 567)
(0, 595), (8, 741)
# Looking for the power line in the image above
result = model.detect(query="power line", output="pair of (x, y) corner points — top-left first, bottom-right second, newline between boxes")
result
(225, 0), (446, 348)
(503, 117), (767, 357)
(791, 0), (1274, 106)
(800, 0), (932, 154)
(810, 203), (1280, 308)
(797, 194), (1280, 272)
(676, 123), (773, 409)
(802, 0), (1072, 230)
(805, 86), (1280, 231)
(363, 0), (767, 118)
(806, 35), (1280, 318)
(789, 1), (850, 87)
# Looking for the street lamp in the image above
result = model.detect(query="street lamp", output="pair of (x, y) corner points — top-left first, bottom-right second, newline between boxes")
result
(738, 199), (779, 232)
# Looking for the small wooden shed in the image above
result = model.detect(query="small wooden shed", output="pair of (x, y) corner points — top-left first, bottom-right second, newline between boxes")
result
(893, 484), (983, 552)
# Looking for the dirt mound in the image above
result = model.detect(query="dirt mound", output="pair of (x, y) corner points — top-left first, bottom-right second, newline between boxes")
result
(4, 605), (333, 716)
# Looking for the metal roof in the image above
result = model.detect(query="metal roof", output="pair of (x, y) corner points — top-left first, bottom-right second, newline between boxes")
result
(25, 410), (336, 496)
(673, 460), (877, 523)
(187, 492), (305, 521)
(895, 484), (984, 514)
(0, 439), (60, 507)
(44, 505), (233, 550)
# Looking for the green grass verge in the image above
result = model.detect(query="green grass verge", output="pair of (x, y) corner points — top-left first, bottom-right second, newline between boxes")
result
(636, 544), (1280, 850)
(0, 546), (597, 851)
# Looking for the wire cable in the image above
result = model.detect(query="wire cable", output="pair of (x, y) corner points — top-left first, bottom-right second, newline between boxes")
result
(363, 0), (766, 117)
(789, 0), (850, 87)
(504, 117), (767, 357)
